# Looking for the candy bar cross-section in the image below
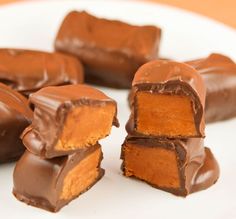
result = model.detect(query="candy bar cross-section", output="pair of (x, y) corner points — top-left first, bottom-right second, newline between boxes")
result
(187, 53), (236, 123)
(121, 138), (219, 196)
(13, 144), (104, 212)
(22, 84), (119, 158)
(0, 83), (32, 163)
(127, 60), (206, 138)
(55, 11), (161, 88)
(0, 49), (84, 96)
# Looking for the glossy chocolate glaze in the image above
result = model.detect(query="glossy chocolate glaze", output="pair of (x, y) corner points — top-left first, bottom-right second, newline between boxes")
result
(121, 137), (219, 196)
(191, 147), (220, 193)
(13, 144), (104, 212)
(22, 84), (119, 158)
(55, 11), (161, 88)
(187, 53), (236, 123)
(0, 83), (33, 163)
(0, 48), (84, 96)
(127, 60), (206, 138)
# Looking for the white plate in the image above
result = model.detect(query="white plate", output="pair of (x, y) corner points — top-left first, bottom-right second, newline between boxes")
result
(0, 1), (236, 218)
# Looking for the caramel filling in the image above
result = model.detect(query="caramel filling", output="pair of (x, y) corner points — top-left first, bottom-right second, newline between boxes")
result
(136, 92), (196, 137)
(60, 147), (101, 200)
(123, 144), (180, 188)
(55, 104), (115, 151)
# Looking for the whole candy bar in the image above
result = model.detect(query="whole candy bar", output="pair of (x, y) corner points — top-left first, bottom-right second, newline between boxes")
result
(126, 60), (206, 138)
(55, 11), (161, 88)
(121, 137), (219, 196)
(187, 53), (236, 123)
(13, 144), (104, 212)
(0, 83), (32, 163)
(0, 49), (84, 96)
(22, 84), (119, 158)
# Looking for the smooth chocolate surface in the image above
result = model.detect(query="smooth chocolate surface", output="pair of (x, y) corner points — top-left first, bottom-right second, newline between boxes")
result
(127, 60), (206, 138)
(13, 144), (104, 212)
(187, 53), (236, 123)
(121, 137), (219, 196)
(0, 48), (84, 96)
(22, 84), (119, 158)
(55, 11), (161, 88)
(0, 83), (32, 163)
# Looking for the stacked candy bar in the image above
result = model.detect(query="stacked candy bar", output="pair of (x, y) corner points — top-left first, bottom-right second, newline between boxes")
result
(121, 60), (219, 196)
(13, 84), (119, 212)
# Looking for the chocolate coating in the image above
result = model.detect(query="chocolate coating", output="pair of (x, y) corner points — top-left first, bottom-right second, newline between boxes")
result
(13, 144), (104, 212)
(191, 147), (220, 193)
(55, 11), (161, 88)
(0, 48), (84, 96)
(0, 83), (32, 163)
(187, 53), (236, 123)
(121, 137), (219, 196)
(22, 84), (119, 158)
(127, 60), (206, 138)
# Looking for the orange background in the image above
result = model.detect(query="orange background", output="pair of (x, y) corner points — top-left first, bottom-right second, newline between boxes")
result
(0, 0), (235, 29)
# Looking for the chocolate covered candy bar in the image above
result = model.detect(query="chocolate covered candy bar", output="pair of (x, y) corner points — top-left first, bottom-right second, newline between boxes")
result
(187, 53), (236, 123)
(127, 60), (206, 138)
(22, 84), (119, 158)
(0, 83), (32, 163)
(13, 144), (104, 212)
(121, 137), (219, 196)
(0, 49), (84, 96)
(55, 11), (161, 88)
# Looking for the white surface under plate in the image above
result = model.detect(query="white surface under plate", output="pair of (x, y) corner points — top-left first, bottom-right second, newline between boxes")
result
(0, 0), (236, 218)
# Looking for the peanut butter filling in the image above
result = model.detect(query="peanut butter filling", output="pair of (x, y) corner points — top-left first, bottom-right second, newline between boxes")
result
(55, 104), (115, 151)
(123, 144), (180, 188)
(136, 92), (197, 137)
(60, 147), (101, 200)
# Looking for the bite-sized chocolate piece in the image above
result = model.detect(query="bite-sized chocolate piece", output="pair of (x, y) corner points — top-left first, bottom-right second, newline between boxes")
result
(55, 11), (161, 88)
(0, 83), (32, 163)
(187, 53), (236, 123)
(13, 144), (104, 212)
(121, 137), (219, 196)
(127, 60), (206, 138)
(22, 84), (119, 158)
(0, 48), (84, 96)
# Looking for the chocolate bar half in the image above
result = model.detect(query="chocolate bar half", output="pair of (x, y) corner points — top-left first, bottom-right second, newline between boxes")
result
(22, 84), (119, 158)
(127, 60), (206, 138)
(13, 144), (104, 212)
(121, 137), (219, 196)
